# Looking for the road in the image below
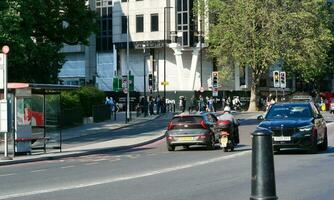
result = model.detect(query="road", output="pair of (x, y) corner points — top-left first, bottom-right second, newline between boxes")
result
(0, 113), (333, 200)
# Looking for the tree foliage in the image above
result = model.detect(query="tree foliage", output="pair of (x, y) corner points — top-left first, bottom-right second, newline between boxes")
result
(0, 0), (98, 83)
(196, 0), (334, 111)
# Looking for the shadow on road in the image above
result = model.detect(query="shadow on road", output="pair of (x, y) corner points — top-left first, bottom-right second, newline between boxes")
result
(274, 146), (334, 155)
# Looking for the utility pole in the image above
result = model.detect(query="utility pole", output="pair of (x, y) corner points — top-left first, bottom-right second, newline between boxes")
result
(126, 1), (130, 123)
(1, 45), (11, 160)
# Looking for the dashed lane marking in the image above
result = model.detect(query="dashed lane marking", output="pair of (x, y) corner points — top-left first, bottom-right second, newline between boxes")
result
(0, 173), (15, 177)
(60, 166), (75, 169)
(30, 169), (47, 173)
(84, 162), (99, 166)
(0, 150), (250, 200)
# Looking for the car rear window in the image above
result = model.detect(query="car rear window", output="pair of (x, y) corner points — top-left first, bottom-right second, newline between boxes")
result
(171, 116), (203, 124)
(266, 104), (312, 119)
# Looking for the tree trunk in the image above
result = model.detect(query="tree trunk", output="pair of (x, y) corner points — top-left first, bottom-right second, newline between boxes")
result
(248, 83), (258, 112)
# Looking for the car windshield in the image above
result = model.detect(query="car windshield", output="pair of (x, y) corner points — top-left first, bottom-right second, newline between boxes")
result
(266, 104), (312, 120)
(171, 116), (203, 124)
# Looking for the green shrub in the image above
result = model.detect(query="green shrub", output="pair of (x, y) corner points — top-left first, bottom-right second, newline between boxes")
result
(61, 86), (105, 117)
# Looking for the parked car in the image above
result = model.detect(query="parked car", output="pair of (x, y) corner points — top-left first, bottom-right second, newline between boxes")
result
(257, 102), (328, 153)
(165, 113), (219, 151)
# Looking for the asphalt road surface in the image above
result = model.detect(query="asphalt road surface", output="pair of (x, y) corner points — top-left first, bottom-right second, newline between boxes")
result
(0, 114), (333, 200)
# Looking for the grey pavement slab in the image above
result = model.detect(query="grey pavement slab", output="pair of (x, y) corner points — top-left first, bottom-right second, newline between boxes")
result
(0, 113), (165, 166)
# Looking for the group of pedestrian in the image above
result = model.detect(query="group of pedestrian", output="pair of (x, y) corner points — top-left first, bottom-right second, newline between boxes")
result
(221, 96), (242, 111)
(187, 95), (216, 113)
(105, 96), (116, 112)
(139, 95), (166, 115)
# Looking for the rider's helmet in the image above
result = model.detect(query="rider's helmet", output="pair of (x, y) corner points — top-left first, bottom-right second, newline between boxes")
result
(223, 106), (231, 113)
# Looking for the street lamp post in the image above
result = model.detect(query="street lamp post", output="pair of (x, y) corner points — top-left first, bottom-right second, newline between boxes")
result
(163, 6), (173, 100)
(143, 44), (147, 117)
(126, 0), (130, 123)
(199, 18), (203, 88)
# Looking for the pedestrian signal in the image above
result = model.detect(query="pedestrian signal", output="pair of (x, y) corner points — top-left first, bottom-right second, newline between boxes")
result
(280, 71), (286, 88)
(148, 74), (153, 87)
(273, 71), (280, 88)
(212, 71), (218, 88)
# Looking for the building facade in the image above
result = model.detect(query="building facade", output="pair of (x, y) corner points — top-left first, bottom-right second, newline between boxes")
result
(59, 0), (253, 96)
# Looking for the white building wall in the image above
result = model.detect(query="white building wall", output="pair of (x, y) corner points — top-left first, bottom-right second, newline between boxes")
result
(59, 53), (85, 78)
(96, 52), (115, 91)
(113, 0), (176, 43)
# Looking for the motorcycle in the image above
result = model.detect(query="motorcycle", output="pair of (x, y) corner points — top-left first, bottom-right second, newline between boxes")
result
(217, 119), (239, 152)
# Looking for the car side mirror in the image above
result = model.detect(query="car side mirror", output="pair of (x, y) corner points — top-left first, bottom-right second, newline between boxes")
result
(257, 115), (264, 121)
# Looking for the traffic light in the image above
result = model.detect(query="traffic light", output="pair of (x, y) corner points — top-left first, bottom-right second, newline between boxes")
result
(273, 71), (280, 88)
(148, 74), (153, 87)
(212, 71), (218, 88)
(280, 71), (286, 88)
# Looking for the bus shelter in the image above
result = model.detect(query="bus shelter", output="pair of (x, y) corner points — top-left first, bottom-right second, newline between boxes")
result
(0, 83), (78, 156)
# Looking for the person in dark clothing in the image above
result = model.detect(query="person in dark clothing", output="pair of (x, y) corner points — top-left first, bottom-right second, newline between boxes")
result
(149, 96), (154, 115)
(156, 95), (161, 114)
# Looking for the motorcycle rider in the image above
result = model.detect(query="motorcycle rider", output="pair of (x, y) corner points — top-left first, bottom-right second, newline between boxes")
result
(218, 106), (240, 144)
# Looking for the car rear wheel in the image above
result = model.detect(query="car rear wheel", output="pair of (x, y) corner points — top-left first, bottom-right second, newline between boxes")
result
(207, 135), (216, 150)
(183, 145), (190, 150)
(167, 144), (175, 151)
(273, 147), (280, 154)
(319, 132), (328, 151)
(308, 136), (318, 154)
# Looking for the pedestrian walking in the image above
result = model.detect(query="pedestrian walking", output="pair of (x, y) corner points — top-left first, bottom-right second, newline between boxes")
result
(208, 97), (215, 112)
(149, 96), (154, 115)
(199, 95), (205, 112)
(181, 97), (186, 112)
(155, 95), (161, 114)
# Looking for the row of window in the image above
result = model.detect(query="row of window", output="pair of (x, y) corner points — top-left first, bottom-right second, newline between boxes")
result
(121, 14), (159, 33)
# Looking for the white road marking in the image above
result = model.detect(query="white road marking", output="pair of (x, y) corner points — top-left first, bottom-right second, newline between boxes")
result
(0, 151), (250, 200)
(30, 169), (47, 173)
(60, 166), (75, 169)
(84, 162), (99, 166)
(0, 173), (15, 177)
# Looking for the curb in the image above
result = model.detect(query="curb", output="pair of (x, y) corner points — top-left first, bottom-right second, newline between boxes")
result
(61, 114), (163, 141)
(0, 115), (166, 166)
(0, 134), (166, 166)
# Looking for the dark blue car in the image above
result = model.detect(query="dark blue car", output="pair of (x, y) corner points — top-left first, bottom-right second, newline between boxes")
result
(257, 102), (328, 153)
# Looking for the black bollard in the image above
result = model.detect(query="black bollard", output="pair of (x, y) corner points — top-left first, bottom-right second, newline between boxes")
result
(250, 128), (278, 200)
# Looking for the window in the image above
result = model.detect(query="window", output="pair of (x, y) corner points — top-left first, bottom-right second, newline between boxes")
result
(136, 15), (144, 33)
(122, 16), (127, 34)
(151, 14), (158, 32)
(96, 1), (113, 51)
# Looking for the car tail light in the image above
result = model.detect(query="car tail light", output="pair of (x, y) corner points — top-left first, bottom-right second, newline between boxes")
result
(198, 134), (207, 139)
(220, 131), (230, 136)
(200, 120), (207, 129)
(217, 120), (231, 126)
(312, 127), (317, 137)
(166, 136), (175, 141)
(167, 122), (174, 130)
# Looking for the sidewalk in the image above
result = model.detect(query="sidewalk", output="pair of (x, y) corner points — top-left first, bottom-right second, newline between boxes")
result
(0, 112), (167, 166)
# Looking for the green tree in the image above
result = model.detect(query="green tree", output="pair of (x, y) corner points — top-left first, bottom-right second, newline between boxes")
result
(0, 0), (98, 83)
(196, 0), (334, 111)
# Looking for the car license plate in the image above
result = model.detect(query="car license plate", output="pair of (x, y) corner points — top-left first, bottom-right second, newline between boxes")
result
(273, 136), (291, 141)
(178, 137), (194, 141)
(220, 137), (228, 147)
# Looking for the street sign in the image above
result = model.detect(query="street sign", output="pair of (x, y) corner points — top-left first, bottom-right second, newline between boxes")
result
(0, 54), (3, 66)
(161, 81), (169, 86)
(280, 71), (286, 88)
(212, 88), (218, 97)
(0, 53), (4, 89)
(0, 100), (8, 132)
(123, 88), (128, 94)
(2, 45), (9, 54)
(273, 71), (280, 88)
